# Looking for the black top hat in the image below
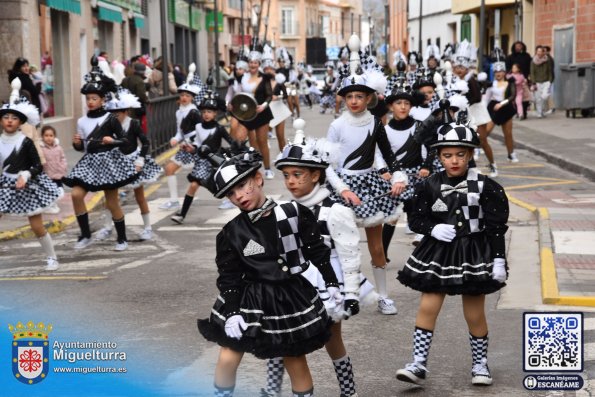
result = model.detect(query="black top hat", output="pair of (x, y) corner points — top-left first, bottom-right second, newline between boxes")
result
(432, 100), (479, 148)
(274, 119), (329, 170)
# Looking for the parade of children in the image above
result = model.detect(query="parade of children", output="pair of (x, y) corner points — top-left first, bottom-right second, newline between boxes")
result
(3, 33), (550, 396)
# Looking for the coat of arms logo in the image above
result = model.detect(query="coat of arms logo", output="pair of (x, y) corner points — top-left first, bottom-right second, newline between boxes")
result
(9, 321), (52, 385)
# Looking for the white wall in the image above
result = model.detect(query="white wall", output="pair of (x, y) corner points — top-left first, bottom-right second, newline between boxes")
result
(407, 0), (476, 60)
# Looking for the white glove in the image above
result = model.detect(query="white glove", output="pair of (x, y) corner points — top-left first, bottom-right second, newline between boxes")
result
(326, 286), (344, 306)
(133, 157), (145, 167)
(492, 258), (507, 283)
(430, 224), (456, 242)
(224, 315), (247, 340)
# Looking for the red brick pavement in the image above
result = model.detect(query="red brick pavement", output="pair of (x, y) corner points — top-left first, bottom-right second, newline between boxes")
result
(555, 254), (595, 270)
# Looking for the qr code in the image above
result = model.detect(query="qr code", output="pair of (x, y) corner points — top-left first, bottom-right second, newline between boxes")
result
(523, 312), (583, 372)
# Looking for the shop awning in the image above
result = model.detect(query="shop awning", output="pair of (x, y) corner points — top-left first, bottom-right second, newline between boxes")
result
(97, 1), (123, 23)
(45, 0), (81, 14)
(133, 13), (145, 28)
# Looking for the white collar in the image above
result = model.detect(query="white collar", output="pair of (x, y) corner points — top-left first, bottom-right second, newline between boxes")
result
(340, 110), (374, 127)
(291, 184), (331, 208)
(0, 130), (24, 144)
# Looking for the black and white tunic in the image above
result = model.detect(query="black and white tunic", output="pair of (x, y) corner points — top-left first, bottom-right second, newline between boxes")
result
(293, 185), (376, 308)
(410, 104), (432, 122)
(198, 200), (337, 359)
(486, 77), (517, 126)
(397, 168), (509, 295)
(172, 104), (202, 168)
(0, 131), (63, 216)
(187, 120), (233, 193)
(63, 109), (138, 192)
(238, 72), (274, 131)
(120, 117), (163, 190)
(319, 74), (338, 109)
(385, 117), (430, 202)
(326, 110), (404, 227)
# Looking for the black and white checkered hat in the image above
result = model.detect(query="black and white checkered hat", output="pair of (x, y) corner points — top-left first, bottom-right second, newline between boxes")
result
(385, 75), (414, 104)
(1, 78), (40, 125)
(337, 35), (385, 96)
(433, 122), (479, 148)
(198, 90), (221, 111)
(275, 119), (329, 170)
(81, 55), (117, 97)
(213, 149), (262, 198)
(178, 63), (203, 97)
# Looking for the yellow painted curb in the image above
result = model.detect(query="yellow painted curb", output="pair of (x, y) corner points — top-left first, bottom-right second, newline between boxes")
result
(508, 193), (595, 307)
(0, 148), (178, 242)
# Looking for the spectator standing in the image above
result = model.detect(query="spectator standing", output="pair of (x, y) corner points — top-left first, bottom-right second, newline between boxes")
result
(506, 41), (532, 117)
(216, 60), (231, 88)
(121, 63), (148, 120)
(530, 46), (553, 118)
(8, 58), (41, 111)
(40, 125), (67, 214)
(148, 57), (178, 97)
(508, 64), (527, 119)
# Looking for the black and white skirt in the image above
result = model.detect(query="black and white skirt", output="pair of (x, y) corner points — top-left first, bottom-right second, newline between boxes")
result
(0, 173), (63, 216)
(319, 93), (336, 109)
(62, 149), (139, 192)
(398, 165), (426, 202)
(397, 231), (505, 295)
(124, 151), (163, 190)
(328, 170), (399, 227)
(197, 276), (331, 359)
(172, 149), (196, 169)
(186, 158), (217, 193)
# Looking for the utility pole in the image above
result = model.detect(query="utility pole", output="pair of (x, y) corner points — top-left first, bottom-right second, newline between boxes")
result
(479, 0), (485, 70)
(418, 0), (422, 53)
(385, 0), (389, 66)
(263, 0), (271, 44)
(240, 0), (245, 56)
(214, 0), (220, 87)
(160, 0), (168, 96)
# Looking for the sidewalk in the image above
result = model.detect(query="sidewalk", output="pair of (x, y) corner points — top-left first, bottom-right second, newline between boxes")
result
(492, 111), (595, 307)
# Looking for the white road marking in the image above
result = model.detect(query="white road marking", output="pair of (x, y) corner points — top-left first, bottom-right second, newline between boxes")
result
(157, 226), (222, 232)
(552, 231), (595, 255)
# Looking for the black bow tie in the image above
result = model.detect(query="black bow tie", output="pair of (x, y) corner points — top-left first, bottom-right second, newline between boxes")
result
(247, 198), (277, 223)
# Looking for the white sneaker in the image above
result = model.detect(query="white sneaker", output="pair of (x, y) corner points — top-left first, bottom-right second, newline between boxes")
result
(508, 152), (519, 163)
(264, 169), (274, 180)
(43, 203), (60, 214)
(471, 358), (493, 386)
(404, 224), (414, 235)
(489, 163), (498, 178)
(218, 198), (236, 210)
(158, 200), (180, 210)
(396, 361), (427, 385)
(171, 214), (184, 224)
(114, 241), (128, 251)
(138, 228), (153, 241)
(45, 257), (59, 271)
(74, 237), (93, 250)
(94, 227), (112, 241)
(377, 297), (398, 315)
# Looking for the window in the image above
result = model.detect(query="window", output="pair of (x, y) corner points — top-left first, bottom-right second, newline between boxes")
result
(281, 8), (295, 36)
(228, 0), (242, 10)
(461, 14), (471, 42)
(436, 37), (441, 50)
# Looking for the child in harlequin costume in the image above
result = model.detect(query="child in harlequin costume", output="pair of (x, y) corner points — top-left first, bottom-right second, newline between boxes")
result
(197, 149), (339, 397)
(395, 100), (509, 386)
(325, 35), (405, 316)
(159, 63), (203, 211)
(170, 90), (234, 224)
(381, 76), (431, 254)
(0, 79), (63, 270)
(260, 120), (379, 397)
(63, 56), (138, 251)
(93, 89), (163, 241)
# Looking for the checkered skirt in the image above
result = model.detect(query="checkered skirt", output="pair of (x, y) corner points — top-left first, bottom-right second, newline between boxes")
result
(398, 165), (426, 202)
(319, 93), (336, 109)
(63, 149), (139, 192)
(0, 173), (63, 216)
(123, 151), (163, 190)
(328, 170), (398, 226)
(172, 149), (195, 169)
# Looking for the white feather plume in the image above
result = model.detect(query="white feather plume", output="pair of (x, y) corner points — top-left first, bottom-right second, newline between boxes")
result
(366, 69), (387, 94)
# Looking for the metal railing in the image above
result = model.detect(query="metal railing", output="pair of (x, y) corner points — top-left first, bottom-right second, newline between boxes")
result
(146, 94), (178, 157)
